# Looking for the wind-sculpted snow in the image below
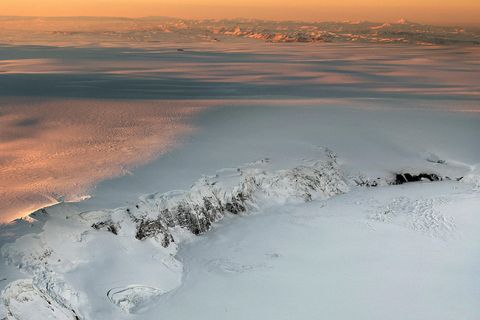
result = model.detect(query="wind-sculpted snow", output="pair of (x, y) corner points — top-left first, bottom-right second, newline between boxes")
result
(367, 196), (456, 239)
(1, 238), (88, 319)
(461, 166), (480, 191)
(1, 280), (78, 320)
(0, 151), (349, 318)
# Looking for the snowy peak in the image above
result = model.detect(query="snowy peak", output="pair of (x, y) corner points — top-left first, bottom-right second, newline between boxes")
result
(0, 16), (478, 46)
(396, 18), (409, 25)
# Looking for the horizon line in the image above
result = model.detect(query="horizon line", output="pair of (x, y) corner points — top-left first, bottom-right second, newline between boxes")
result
(0, 15), (478, 28)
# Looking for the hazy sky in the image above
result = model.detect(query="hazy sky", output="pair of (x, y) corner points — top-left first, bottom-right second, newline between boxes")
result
(1, 0), (479, 25)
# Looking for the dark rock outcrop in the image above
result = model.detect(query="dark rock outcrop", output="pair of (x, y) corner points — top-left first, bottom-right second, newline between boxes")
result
(91, 220), (119, 235)
(393, 173), (442, 185)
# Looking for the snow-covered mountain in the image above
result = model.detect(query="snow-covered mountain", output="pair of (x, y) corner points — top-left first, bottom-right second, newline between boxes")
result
(0, 16), (479, 46)
(1, 146), (478, 319)
(0, 150), (349, 318)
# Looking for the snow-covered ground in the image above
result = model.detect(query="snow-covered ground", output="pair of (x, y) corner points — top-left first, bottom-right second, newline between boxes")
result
(2, 148), (479, 319)
(153, 182), (480, 320)
(0, 42), (479, 319)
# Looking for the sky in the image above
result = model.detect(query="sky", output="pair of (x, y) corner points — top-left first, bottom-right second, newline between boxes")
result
(0, 0), (479, 26)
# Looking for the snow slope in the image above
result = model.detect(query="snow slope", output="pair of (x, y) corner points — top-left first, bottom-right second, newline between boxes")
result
(152, 181), (480, 320)
(1, 146), (479, 319)
(1, 149), (350, 319)
(1, 43), (479, 319)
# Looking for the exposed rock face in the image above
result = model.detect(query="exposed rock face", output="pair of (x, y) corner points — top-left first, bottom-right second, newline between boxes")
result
(93, 151), (349, 247)
(0, 151), (349, 318)
(354, 172), (454, 187)
(91, 220), (119, 235)
(393, 173), (442, 185)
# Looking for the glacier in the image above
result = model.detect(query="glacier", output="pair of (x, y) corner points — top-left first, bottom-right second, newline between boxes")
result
(1, 147), (479, 319)
(0, 36), (479, 319)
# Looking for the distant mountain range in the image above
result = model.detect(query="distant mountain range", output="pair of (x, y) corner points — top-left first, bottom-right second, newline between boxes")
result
(1, 16), (479, 46)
